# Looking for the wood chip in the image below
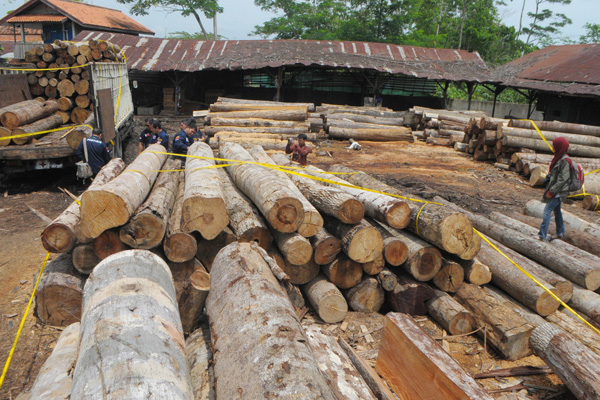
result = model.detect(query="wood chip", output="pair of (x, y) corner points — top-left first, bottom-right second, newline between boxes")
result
(364, 333), (374, 343)
(340, 321), (348, 331)
(3, 313), (17, 318)
(360, 324), (369, 334)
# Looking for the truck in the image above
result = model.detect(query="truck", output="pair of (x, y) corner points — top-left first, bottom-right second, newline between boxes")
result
(0, 61), (134, 172)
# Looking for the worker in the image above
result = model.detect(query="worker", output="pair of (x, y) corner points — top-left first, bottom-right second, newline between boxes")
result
(538, 137), (570, 241)
(149, 119), (169, 151)
(285, 133), (312, 166)
(137, 117), (153, 155)
(76, 128), (111, 176)
(172, 120), (202, 161)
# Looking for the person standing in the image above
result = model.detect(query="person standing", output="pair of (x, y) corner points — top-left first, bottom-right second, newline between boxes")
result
(172, 120), (202, 161)
(538, 137), (571, 241)
(149, 119), (169, 151)
(285, 133), (312, 166)
(137, 117), (153, 155)
(76, 128), (111, 176)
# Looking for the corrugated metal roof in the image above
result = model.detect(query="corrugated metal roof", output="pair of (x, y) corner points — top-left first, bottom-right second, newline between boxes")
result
(495, 44), (600, 96)
(7, 15), (67, 23)
(74, 30), (492, 82)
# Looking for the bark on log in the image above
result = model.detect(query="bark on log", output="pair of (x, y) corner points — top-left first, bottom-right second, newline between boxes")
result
(28, 322), (80, 399)
(327, 120), (407, 131)
(220, 142), (304, 233)
(367, 219), (409, 266)
(329, 165), (474, 256)
(569, 284), (600, 326)
(72, 244), (100, 275)
(210, 103), (308, 112)
(530, 323), (600, 399)
(186, 324), (215, 400)
(56, 110), (70, 124)
(93, 229), (127, 259)
(328, 126), (414, 142)
(376, 312), (493, 400)
(502, 135), (600, 157)
(524, 199), (600, 240)
(499, 126), (600, 148)
(387, 227), (442, 281)
(304, 326), (377, 399)
(164, 172), (197, 263)
(322, 253), (363, 289)
(208, 109), (308, 122)
(216, 97), (315, 112)
(325, 112), (405, 126)
(206, 125), (309, 136)
(217, 167), (271, 249)
(42, 159), (125, 253)
(310, 227), (342, 265)
(35, 253), (85, 326)
(455, 283), (534, 360)
(80, 144), (167, 239)
(195, 228), (236, 272)
(427, 289), (476, 335)
(344, 276), (384, 313)
(214, 130), (319, 141)
(386, 275), (435, 315)
(509, 119), (600, 137)
(210, 117), (310, 128)
(71, 250), (194, 399)
(11, 113), (63, 145)
(179, 263), (210, 335)
(120, 159), (180, 249)
(377, 269), (398, 291)
(210, 136), (314, 151)
(248, 145), (322, 237)
(206, 242), (335, 399)
(323, 218), (383, 263)
(459, 257), (492, 285)
(302, 274), (348, 323)
(433, 259), (464, 293)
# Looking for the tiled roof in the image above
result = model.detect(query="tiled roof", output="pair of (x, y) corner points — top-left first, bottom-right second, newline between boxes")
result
(7, 15), (67, 23)
(0, 25), (42, 35)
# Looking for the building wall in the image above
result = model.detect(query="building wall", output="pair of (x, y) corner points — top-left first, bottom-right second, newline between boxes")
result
(448, 99), (544, 120)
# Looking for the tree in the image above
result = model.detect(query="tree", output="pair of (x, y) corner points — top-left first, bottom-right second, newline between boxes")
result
(168, 31), (223, 39)
(116, 0), (223, 40)
(580, 23), (600, 44)
(520, 0), (571, 47)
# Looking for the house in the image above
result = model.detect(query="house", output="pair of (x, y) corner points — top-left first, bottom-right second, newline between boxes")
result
(0, 0), (153, 58)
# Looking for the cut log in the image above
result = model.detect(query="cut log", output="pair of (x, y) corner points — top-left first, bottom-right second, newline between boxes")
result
(216, 97), (315, 112)
(164, 172), (198, 263)
(569, 284), (600, 325)
(270, 153), (364, 224)
(386, 274), (435, 315)
(323, 218), (383, 263)
(183, 142), (229, 240)
(71, 244), (100, 275)
(304, 326), (377, 399)
(583, 194), (600, 211)
(210, 117), (310, 128)
(455, 283), (534, 360)
(248, 145), (322, 237)
(500, 125), (600, 147)
(329, 165), (474, 256)
(220, 142), (304, 233)
(28, 322), (80, 399)
(433, 259), (464, 293)
(217, 167), (271, 249)
(327, 120), (407, 131)
(282, 257), (320, 285)
(524, 199), (600, 240)
(329, 126), (414, 142)
(186, 324), (215, 400)
(206, 242), (335, 399)
(325, 112), (405, 126)
(376, 313), (493, 400)
(80, 144), (167, 239)
(344, 276), (384, 313)
(210, 136), (314, 151)
(271, 228), (313, 266)
(426, 289), (476, 335)
(205, 125), (309, 136)
(71, 250), (194, 399)
(75, 95), (90, 109)
(210, 103), (307, 112)
(208, 109), (308, 123)
(74, 79), (89, 95)
(530, 323), (600, 399)
(387, 227), (442, 281)
(377, 268), (398, 291)
(56, 110), (70, 124)
(120, 159), (180, 249)
(459, 257), (492, 285)
(57, 97), (73, 111)
(368, 219), (408, 266)
(0, 127), (11, 146)
(195, 228), (236, 271)
(70, 107), (91, 125)
(169, 258), (198, 302)
(509, 119), (600, 136)
(310, 227), (342, 265)
(322, 253), (363, 289)
(503, 134), (600, 157)
(93, 229), (127, 259)
(11, 113), (63, 145)
(302, 274), (348, 324)
(42, 159), (126, 253)
(362, 254), (385, 275)
(179, 262), (210, 334)
(306, 165), (410, 229)
(66, 112), (94, 149)
(35, 253), (84, 326)
(57, 79), (75, 97)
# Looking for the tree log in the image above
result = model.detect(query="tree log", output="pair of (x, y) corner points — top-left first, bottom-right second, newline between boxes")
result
(206, 125), (309, 136)
(163, 172), (197, 263)
(248, 145), (322, 237)
(206, 242), (335, 399)
(28, 322), (80, 399)
(426, 289), (476, 335)
(583, 194), (600, 210)
(271, 228), (313, 266)
(57, 79), (75, 97)
(66, 113), (94, 149)
(362, 254), (385, 275)
(71, 107), (91, 125)
(214, 130), (319, 141)
(327, 120), (407, 131)
(186, 324), (215, 400)
(329, 165), (474, 256)
(179, 262), (210, 334)
(323, 218), (383, 263)
(282, 257), (320, 285)
(217, 167), (271, 249)
(433, 259), (464, 293)
(35, 253), (85, 326)
(80, 144), (167, 239)
(11, 113), (63, 145)
(42, 159), (125, 253)
(208, 109), (308, 123)
(524, 199), (600, 240)
(328, 126), (414, 142)
(459, 257), (492, 285)
(310, 227), (342, 265)
(569, 284), (600, 326)
(302, 274), (348, 323)
(195, 228), (236, 271)
(499, 126), (600, 148)
(56, 110), (71, 124)
(220, 142), (304, 233)
(57, 97), (73, 111)
(387, 227), (442, 281)
(216, 97), (315, 112)
(368, 219), (408, 266)
(530, 323), (600, 399)
(210, 103), (307, 112)
(0, 127), (11, 146)
(71, 250), (193, 399)
(210, 136), (314, 151)
(75, 95), (90, 109)
(93, 229), (127, 259)
(375, 312), (493, 400)
(344, 276), (384, 313)
(74, 79), (89, 95)
(325, 112), (404, 126)
(455, 283), (534, 360)
(119, 159), (180, 249)
(386, 274), (435, 315)
(210, 117), (310, 128)
(377, 268), (398, 291)
(322, 253), (363, 289)
(509, 119), (600, 137)
(72, 244), (100, 275)
(502, 135), (600, 157)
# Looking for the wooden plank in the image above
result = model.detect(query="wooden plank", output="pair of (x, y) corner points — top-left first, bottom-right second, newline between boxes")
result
(0, 74), (32, 108)
(375, 312), (493, 400)
(96, 88), (115, 143)
(0, 143), (74, 160)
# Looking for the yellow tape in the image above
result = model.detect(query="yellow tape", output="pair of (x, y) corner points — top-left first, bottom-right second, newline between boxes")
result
(595, 195), (599, 211)
(585, 168), (600, 176)
(415, 202), (433, 236)
(0, 64), (89, 72)
(0, 252), (51, 390)
(2, 124), (94, 141)
(522, 119), (553, 152)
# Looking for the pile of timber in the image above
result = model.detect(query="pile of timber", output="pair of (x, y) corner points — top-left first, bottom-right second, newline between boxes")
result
(318, 103), (414, 142)
(24, 39), (124, 125)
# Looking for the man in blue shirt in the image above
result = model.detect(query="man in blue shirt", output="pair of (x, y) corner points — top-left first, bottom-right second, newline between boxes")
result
(149, 119), (169, 151)
(172, 120), (203, 161)
(137, 117), (153, 155)
(76, 128), (111, 175)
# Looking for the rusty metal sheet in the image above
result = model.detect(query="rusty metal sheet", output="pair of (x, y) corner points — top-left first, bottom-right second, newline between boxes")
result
(73, 31), (492, 83)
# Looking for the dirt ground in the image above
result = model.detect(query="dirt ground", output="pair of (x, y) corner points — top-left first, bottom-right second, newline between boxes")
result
(1, 136), (598, 399)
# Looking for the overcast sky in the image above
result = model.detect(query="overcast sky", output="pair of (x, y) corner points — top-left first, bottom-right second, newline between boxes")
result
(2, 0), (596, 42)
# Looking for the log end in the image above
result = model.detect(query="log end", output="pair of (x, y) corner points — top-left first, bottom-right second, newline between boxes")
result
(440, 212), (473, 256)
(80, 191), (130, 239)
(316, 291), (348, 323)
(164, 233), (198, 263)
(182, 197), (230, 240)
(338, 199), (365, 224)
(348, 226), (383, 263)
(41, 224), (75, 253)
(584, 271), (600, 291)
(268, 198), (304, 233)
(535, 289), (561, 317)
(313, 237), (342, 265)
(383, 240), (409, 267)
(237, 227), (273, 250)
(385, 202), (411, 229)
(296, 211), (324, 238)
(36, 285), (82, 326)
(119, 215), (166, 250)
(282, 259), (320, 285)
(448, 312), (477, 336)
(410, 248), (442, 282)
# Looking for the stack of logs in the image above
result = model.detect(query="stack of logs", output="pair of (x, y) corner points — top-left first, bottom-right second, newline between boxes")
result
(0, 98), (92, 148)
(24, 39), (123, 125)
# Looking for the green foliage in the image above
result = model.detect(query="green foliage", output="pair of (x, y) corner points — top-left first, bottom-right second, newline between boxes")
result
(116, 0), (223, 39)
(436, 83), (529, 103)
(521, 0), (572, 47)
(168, 31), (223, 39)
(580, 23), (600, 44)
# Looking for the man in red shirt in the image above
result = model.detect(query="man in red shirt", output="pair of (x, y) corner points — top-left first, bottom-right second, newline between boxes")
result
(285, 133), (312, 166)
